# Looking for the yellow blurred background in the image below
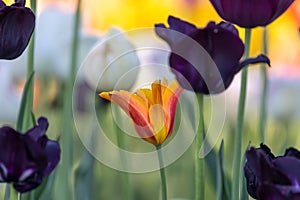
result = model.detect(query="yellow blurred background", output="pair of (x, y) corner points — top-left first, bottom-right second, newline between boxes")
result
(38, 0), (300, 71)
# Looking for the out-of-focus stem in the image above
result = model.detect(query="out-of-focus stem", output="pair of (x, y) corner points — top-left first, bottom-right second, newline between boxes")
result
(258, 27), (268, 143)
(232, 28), (251, 200)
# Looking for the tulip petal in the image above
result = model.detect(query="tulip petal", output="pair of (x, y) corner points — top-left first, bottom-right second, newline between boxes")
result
(155, 16), (197, 47)
(136, 88), (153, 107)
(257, 184), (286, 200)
(43, 139), (60, 176)
(0, 1), (5, 8)
(210, 0), (294, 28)
(239, 54), (271, 72)
(100, 91), (149, 127)
(284, 148), (300, 158)
(270, 0), (295, 24)
(273, 157), (300, 184)
(163, 80), (183, 135)
(27, 117), (49, 140)
(149, 105), (167, 144)
(169, 20), (245, 93)
(0, 5), (35, 59)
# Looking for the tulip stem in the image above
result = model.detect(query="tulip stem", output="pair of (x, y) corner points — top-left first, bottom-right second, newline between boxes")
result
(195, 94), (205, 200)
(4, 184), (10, 200)
(22, 0), (37, 131)
(57, 0), (81, 199)
(113, 107), (133, 200)
(17, 193), (21, 200)
(156, 145), (167, 200)
(232, 28), (251, 200)
(258, 27), (268, 143)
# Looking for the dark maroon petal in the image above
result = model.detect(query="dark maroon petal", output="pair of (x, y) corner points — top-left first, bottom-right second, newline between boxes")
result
(27, 117), (49, 140)
(43, 140), (60, 176)
(210, 0), (294, 28)
(257, 184), (287, 200)
(167, 16), (197, 35)
(209, 0), (226, 21)
(258, 183), (300, 200)
(13, 173), (43, 193)
(14, 0), (25, 6)
(260, 143), (275, 159)
(245, 146), (291, 185)
(238, 54), (271, 72)
(273, 157), (300, 184)
(218, 21), (239, 36)
(284, 148), (300, 159)
(167, 20), (245, 93)
(155, 16), (197, 47)
(269, 0), (295, 24)
(291, 194), (300, 200)
(0, 4), (35, 59)
(185, 21), (244, 93)
(13, 182), (40, 193)
(0, 1), (5, 8)
(0, 117), (60, 193)
(244, 163), (258, 198)
(155, 17), (270, 94)
(0, 127), (40, 182)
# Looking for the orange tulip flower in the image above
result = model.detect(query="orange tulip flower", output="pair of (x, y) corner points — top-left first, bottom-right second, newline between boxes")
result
(99, 79), (183, 146)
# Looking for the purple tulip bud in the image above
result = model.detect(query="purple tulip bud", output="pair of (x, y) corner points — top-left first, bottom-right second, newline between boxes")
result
(210, 0), (294, 28)
(0, 0), (35, 60)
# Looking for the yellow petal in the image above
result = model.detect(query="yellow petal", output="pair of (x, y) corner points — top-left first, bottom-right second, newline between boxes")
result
(149, 104), (167, 144)
(152, 81), (163, 105)
(136, 88), (153, 107)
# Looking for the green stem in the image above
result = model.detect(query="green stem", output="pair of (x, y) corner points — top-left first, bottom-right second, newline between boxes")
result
(195, 94), (205, 200)
(4, 184), (10, 200)
(113, 107), (132, 200)
(258, 27), (268, 143)
(156, 145), (167, 200)
(232, 28), (251, 200)
(58, 0), (81, 199)
(22, 0), (36, 131)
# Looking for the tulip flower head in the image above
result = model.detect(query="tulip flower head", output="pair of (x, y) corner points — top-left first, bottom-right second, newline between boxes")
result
(244, 144), (300, 199)
(210, 0), (294, 28)
(99, 79), (183, 146)
(155, 16), (270, 94)
(0, 0), (35, 59)
(0, 117), (60, 193)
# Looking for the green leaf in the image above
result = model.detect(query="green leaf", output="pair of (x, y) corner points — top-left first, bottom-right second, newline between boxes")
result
(74, 148), (94, 200)
(31, 111), (37, 126)
(216, 140), (231, 200)
(240, 143), (250, 200)
(16, 72), (35, 132)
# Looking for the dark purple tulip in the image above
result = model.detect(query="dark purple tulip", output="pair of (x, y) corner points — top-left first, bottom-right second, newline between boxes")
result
(155, 16), (270, 94)
(244, 144), (300, 200)
(210, 0), (294, 28)
(0, 0), (35, 59)
(0, 117), (60, 193)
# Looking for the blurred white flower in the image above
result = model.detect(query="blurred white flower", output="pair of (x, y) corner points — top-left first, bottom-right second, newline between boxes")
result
(0, 65), (20, 123)
(0, 6), (99, 80)
(83, 28), (140, 91)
